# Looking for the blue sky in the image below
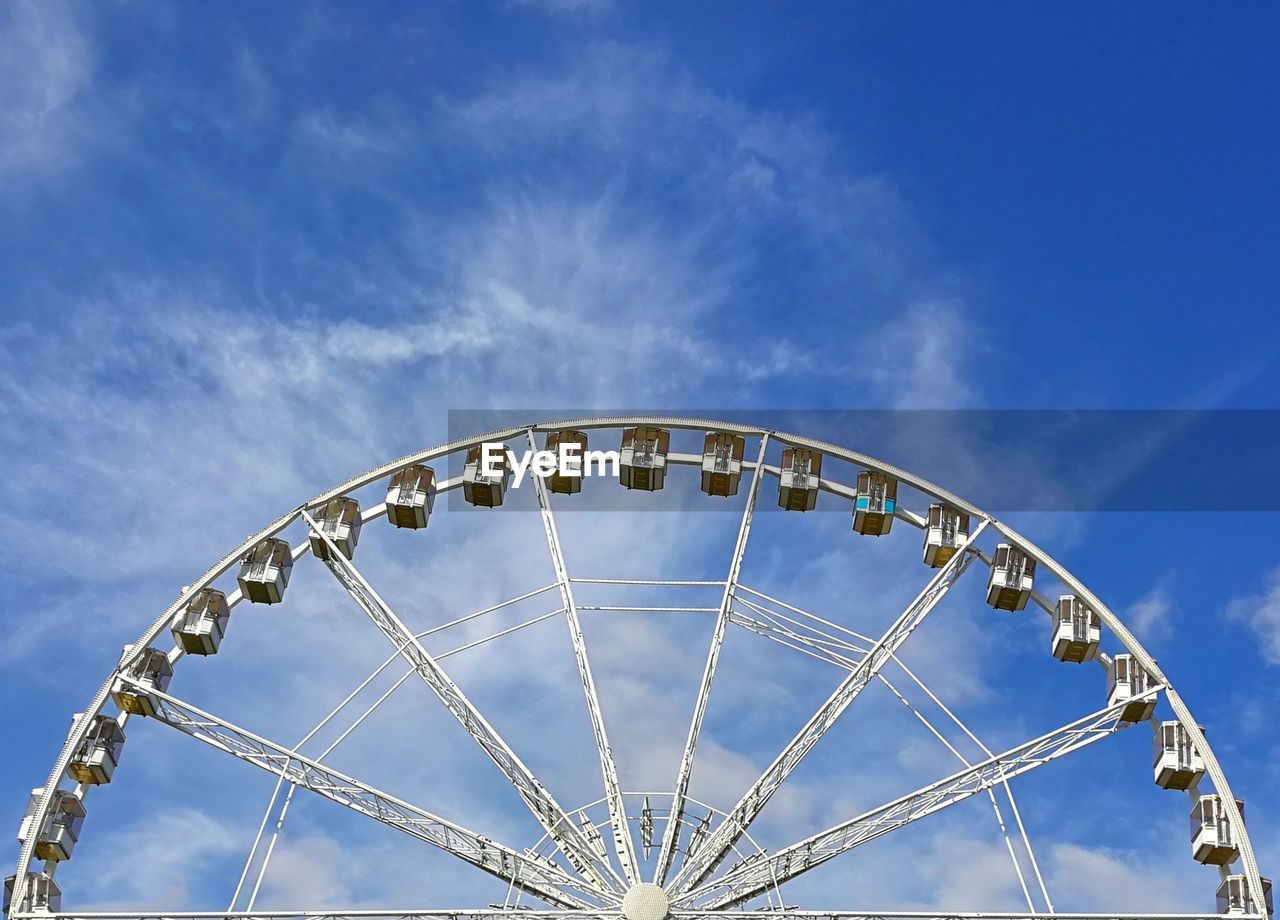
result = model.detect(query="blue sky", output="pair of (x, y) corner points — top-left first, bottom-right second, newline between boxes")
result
(2, 1), (1279, 914)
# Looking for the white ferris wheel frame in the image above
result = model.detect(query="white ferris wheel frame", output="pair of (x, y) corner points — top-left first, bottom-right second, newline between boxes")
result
(9, 415), (1267, 920)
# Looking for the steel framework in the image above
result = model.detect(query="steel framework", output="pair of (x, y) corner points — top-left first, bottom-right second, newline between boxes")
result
(7, 417), (1266, 920)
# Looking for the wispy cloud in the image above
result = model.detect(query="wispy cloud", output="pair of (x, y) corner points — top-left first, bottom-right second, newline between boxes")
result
(0, 0), (95, 183)
(1127, 578), (1176, 645)
(508, 0), (612, 16)
(1044, 841), (1203, 912)
(1225, 565), (1280, 665)
(72, 808), (239, 908)
(862, 299), (979, 410)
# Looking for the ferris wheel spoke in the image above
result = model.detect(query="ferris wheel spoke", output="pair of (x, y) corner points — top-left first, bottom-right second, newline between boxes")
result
(300, 510), (625, 897)
(119, 680), (604, 909)
(676, 688), (1161, 909)
(888, 656), (1055, 911)
(667, 521), (989, 895)
(726, 605), (1045, 911)
(655, 435), (770, 885)
(730, 592), (1052, 911)
(524, 431), (639, 887)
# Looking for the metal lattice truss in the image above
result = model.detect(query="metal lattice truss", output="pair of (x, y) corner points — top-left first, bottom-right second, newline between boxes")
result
(300, 507), (626, 895)
(118, 679), (602, 910)
(667, 523), (987, 894)
(9, 418), (1267, 920)
(680, 690), (1161, 909)
(657, 435), (771, 885)
(524, 430), (640, 887)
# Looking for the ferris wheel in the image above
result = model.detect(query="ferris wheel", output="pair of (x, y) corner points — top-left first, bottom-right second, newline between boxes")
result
(7, 416), (1272, 920)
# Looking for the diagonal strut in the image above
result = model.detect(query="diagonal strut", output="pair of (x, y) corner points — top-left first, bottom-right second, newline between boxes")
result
(301, 509), (624, 896)
(524, 431), (641, 886)
(655, 434), (770, 884)
(668, 521), (988, 894)
(680, 689), (1160, 909)
(123, 680), (603, 909)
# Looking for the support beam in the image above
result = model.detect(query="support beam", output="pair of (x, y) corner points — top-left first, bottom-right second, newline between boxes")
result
(731, 593), (1052, 912)
(122, 681), (604, 910)
(728, 600), (869, 666)
(679, 690), (1160, 909)
(525, 432), (639, 886)
(655, 435), (770, 885)
(301, 510), (622, 896)
(668, 522), (987, 895)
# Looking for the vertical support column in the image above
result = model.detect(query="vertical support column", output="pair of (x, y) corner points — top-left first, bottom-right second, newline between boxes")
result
(654, 434), (770, 885)
(526, 431), (641, 886)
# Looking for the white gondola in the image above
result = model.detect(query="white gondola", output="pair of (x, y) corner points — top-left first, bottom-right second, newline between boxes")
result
(545, 430), (588, 495)
(852, 471), (897, 535)
(386, 464), (436, 529)
(19, 788), (85, 862)
(1052, 595), (1101, 663)
(171, 588), (230, 656)
(778, 447), (821, 512)
(4, 872), (61, 915)
(110, 646), (173, 717)
(236, 538), (293, 604)
(308, 497), (362, 561)
(986, 544), (1035, 611)
(620, 427), (670, 491)
(1192, 795), (1245, 866)
(922, 504), (970, 568)
(66, 714), (125, 785)
(15, 788), (39, 847)
(1154, 721), (1205, 791)
(1218, 875), (1274, 917)
(462, 444), (511, 507)
(1107, 654), (1156, 723)
(701, 432), (745, 497)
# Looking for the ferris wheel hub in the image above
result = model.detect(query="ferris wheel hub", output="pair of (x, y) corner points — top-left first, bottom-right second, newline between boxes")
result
(621, 882), (670, 920)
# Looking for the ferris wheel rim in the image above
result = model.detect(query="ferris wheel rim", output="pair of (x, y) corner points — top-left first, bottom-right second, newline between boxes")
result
(10, 415), (1266, 919)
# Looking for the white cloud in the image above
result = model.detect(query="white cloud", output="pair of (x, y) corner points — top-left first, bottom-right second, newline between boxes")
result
(72, 807), (239, 908)
(1225, 565), (1280, 665)
(1128, 578), (1176, 644)
(254, 833), (358, 907)
(916, 833), (1029, 910)
(1044, 842), (1203, 912)
(508, 0), (611, 15)
(861, 299), (980, 410)
(296, 109), (409, 161)
(0, 40), (979, 641)
(0, 0), (96, 183)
